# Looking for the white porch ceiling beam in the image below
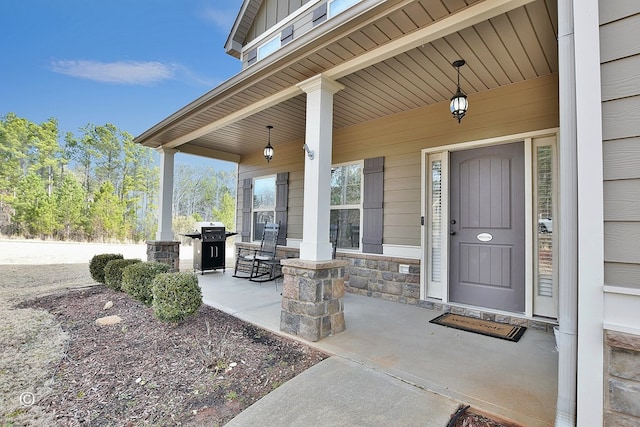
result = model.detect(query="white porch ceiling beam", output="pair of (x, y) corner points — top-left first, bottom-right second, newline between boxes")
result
(163, 0), (535, 150)
(163, 85), (302, 149)
(177, 145), (241, 163)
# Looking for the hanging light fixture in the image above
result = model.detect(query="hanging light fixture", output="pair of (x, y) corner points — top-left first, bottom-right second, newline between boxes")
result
(450, 59), (468, 123)
(263, 125), (274, 162)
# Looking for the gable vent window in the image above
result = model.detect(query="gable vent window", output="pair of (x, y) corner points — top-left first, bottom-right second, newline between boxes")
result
(328, 0), (361, 18)
(257, 36), (281, 61)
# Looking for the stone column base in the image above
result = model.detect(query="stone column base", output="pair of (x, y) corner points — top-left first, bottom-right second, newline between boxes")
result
(280, 258), (347, 342)
(146, 240), (180, 272)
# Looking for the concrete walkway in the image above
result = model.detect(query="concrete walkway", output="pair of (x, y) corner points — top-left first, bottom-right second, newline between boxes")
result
(197, 270), (558, 426)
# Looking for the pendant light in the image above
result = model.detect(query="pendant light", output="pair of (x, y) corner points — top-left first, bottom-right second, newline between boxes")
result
(264, 125), (274, 162)
(450, 60), (468, 123)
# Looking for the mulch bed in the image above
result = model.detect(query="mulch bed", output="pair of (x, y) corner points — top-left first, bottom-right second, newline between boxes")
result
(20, 286), (327, 426)
(448, 405), (522, 427)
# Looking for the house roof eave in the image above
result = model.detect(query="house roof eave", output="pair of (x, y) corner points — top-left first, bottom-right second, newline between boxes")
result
(224, 0), (263, 58)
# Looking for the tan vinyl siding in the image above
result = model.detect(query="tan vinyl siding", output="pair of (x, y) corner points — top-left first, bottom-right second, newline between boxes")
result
(237, 74), (558, 247)
(599, 0), (640, 25)
(600, 3), (640, 291)
(604, 181), (640, 221)
(604, 223), (640, 265)
(603, 138), (640, 181)
(599, 11), (640, 63)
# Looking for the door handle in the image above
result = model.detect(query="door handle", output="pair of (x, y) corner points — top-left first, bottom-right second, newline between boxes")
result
(449, 230), (456, 235)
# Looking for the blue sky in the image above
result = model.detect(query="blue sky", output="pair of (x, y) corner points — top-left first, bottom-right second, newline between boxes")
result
(1, 0), (244, 169)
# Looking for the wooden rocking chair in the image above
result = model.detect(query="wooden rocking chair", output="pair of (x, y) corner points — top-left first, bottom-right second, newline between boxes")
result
(233, 222), (281, 282)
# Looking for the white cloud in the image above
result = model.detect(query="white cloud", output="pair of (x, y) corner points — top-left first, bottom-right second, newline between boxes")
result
(50, 60), (178, 85)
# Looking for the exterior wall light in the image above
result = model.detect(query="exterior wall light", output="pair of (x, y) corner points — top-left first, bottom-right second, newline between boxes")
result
(302, 143), (315, 160)
(450, 59), (468, 123)
(264, 125), (274, 162)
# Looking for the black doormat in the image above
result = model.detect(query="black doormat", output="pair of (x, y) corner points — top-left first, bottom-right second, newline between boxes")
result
(429, 313), (526, 342)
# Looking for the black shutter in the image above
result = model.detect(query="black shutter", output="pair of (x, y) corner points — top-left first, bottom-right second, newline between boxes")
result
(362, 157), (384, 254)
(246, 48), (257, 66)
(312, 3), (327, 26)
(281, 25), (294, 45)
(275, 172), (289, 246)
(241, 178), (252, 242)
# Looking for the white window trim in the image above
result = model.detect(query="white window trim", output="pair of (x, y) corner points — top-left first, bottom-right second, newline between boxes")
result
(330, 160), (364, 252)
(421, 128), (559, 317)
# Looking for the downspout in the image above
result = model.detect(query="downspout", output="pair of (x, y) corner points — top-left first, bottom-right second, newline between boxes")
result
(555, 0), (578, 425)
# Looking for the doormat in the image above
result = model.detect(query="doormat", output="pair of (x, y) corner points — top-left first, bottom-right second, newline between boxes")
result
(429, 313), (526, 342)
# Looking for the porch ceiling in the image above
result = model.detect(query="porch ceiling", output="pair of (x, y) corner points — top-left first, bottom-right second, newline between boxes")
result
(135, 0), (557, 161)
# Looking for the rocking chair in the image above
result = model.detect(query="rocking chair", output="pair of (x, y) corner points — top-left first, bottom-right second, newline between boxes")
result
(330, 222), (340, 259)
(233, 222), (281, 282)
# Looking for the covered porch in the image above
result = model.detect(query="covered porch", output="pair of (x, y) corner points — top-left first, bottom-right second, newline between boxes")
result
(197, 269), (557, 426)
(136, 0), (574, 422)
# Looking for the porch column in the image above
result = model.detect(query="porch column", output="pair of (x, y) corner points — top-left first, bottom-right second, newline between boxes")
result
(156, 147), (176, 241)
(573, 0), (604, 424)
(296, 75), (344, 261)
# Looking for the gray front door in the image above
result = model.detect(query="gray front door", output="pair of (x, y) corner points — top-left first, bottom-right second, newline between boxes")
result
(449, 142), (525, 312)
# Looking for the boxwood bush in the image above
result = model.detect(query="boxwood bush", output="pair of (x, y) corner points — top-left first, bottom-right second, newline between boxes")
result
(89, 253), (124, 284)
(104, 259), (141, 291)
(121, 262), (171, 306)
(152, 272), (202, 323)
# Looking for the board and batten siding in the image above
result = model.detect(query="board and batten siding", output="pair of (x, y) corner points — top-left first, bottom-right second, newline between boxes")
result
(600, 1), (640, 292)
(244, 0), (313, 45)
(237, 74), (558, 249)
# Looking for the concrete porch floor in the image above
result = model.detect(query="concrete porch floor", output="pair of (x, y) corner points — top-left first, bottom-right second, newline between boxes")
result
(196, 269), (558, 426)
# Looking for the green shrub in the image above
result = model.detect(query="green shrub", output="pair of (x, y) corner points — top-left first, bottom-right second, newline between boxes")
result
(104, 259), (141, 291)
(89, 253), (124, 283)
(121, 262), (171, 305)
(152, 272), (202, 322)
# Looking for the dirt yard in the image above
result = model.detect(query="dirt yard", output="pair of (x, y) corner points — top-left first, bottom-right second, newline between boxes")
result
(0, 240), (326, 426)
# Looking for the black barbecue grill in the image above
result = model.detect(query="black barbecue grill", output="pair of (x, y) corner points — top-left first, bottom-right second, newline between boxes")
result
(185, 222), (237, 274)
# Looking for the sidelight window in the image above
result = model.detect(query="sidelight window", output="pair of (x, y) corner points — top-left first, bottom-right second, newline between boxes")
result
(533, 141), (557, 317)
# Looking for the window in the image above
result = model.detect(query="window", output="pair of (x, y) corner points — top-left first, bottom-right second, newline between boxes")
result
(535, 145), (557, 297)
(328, 0), (361, 18)
(257, 36), (280, 61)
(252, 176), (276, 241)
(430, 158), (442, 283)
(330, 162), (362, 249)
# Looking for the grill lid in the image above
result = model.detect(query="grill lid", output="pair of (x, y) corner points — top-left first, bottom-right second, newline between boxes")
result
(195, 221), (224, 230)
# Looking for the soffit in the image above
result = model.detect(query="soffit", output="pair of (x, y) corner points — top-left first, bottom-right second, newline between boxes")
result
(137, 0), (557, 160)
(225, 0), (264, 58)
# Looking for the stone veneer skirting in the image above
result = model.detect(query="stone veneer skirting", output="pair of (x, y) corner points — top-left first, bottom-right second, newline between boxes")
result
(146, 240), (180, 272)
(605, 330), (640, 426)
(279, 258), (347, 342)
(341, 251), (557, 333)
(235, 244), (557, 333)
